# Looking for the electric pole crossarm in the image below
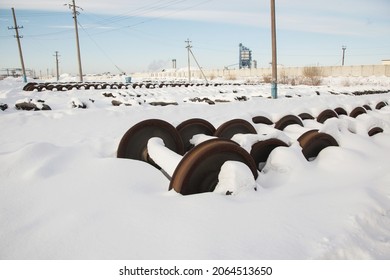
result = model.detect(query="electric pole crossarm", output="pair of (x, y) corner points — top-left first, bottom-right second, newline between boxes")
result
(8, 27), (24, 38)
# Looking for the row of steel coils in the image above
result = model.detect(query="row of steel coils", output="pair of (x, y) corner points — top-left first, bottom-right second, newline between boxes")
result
(117, 101), (388, 195)
(22, 82), (245, 92)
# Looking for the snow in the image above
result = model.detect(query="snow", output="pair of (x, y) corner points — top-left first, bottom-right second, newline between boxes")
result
(1, 75), (390, 260)
(147, 137), (182, 177)
(214, 161), (258, 195)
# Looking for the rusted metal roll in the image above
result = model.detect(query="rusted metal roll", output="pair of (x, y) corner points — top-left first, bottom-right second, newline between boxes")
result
(117, 119), (185, 164)
(169, 139), (258, 195)
(349, 107), (367, 118)
(316, 109), (338, 123)
(176, 118), (216, 152)
(252, 116), (273, 125)
(334, 107), (348, 116)
(250, 138), (289, 171)
(298, 113), (315, 120)
(214, 119), (257, 139)
(298, 130), (338, 160)
(274, 115), (304, 130)
(375, 101), (387, 110)
(23, 82), (37, 91)
(363, 105), (372, 111)
(368, 127), (384, 136)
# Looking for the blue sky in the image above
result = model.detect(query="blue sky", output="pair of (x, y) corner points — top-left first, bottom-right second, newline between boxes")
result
(1, 0), (389, 75)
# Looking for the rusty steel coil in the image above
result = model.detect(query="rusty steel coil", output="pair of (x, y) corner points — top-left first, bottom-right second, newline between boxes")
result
(368, 127), (384, 136)
(214, 119), (257, 139)
(23, 82), (37, 91)
(250, 138), (289, 171)
(298, 130), (338, 160)
(316, 109), (338, 123)
(274, 115), (304, 131)
(252, 116), (273, 125)
(117, 119), (185, 166)
(176, 118), (216, 152)
(169, 139), (258, 195)
(334, 107), (348, 116)
(375, 101), (387, 110)
(363, 105), (372, 111)
(298, 113), (315, 120)
(349, 106), (367, 118)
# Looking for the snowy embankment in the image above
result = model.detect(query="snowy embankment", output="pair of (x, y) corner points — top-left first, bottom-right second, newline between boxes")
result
(0, 75), (390, 259)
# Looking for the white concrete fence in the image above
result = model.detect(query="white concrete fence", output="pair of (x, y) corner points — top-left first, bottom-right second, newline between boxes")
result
(132, 65), (390, 80)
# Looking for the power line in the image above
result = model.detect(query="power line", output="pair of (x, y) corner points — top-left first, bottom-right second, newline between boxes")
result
(83, 0), (190, 26)
(78, 22), (125, 74)
(23, 29), (73, 39)
(12, 11), (65, 18)
(81, 0), (212, 37)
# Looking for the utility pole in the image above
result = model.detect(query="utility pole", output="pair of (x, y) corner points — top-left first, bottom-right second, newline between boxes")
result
(9, 8), (27, 83)
(67, 0), (83, 82)
(342, 45), (347, 66)
(54, 51), (60, 81)
(185, 39), (192, 82)
(270, 0), (278, 99)
(185, 39), (208, 83)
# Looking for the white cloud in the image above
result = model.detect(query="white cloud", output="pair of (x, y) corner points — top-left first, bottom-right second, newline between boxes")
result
(269, 0), (389, 37)
(2, 0), (389, 37)
(278, 13), (388, 37)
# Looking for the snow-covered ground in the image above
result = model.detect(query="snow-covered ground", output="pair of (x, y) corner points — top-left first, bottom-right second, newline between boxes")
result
(1, 75), (390, 259)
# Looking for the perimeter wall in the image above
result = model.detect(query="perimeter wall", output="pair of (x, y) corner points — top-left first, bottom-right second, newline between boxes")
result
(133, 65), (390, 80)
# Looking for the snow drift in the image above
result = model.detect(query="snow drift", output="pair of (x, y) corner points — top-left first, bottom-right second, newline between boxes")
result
(1, 76), (390, 259)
